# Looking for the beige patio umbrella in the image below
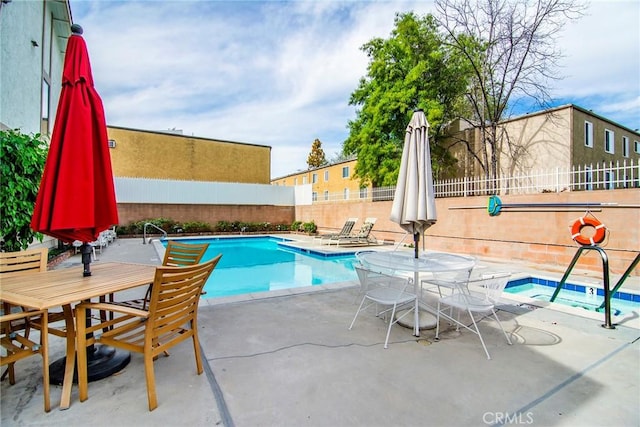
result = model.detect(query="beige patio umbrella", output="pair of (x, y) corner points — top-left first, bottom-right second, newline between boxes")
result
(390, 109), (438, 331)
(390, 109), (437, 258)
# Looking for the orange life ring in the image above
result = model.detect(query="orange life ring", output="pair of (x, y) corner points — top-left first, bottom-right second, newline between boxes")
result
(571, 216), (606, 246)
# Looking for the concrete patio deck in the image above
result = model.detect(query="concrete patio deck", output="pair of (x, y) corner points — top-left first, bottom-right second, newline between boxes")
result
(2, 236), (638, 426)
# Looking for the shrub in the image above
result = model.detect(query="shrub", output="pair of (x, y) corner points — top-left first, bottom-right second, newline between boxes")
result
(302, 221), (317, 234)
(291, 221), (302, 232)
(181, 221), (212, 233)
(0, 129), (48, 251)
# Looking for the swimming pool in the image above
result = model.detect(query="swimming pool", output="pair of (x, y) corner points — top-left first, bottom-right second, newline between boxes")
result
(505, 277), (640, 316)
(162, 236), (358, 298)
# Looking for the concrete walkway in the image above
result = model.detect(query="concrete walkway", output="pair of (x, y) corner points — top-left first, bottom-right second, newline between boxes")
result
(2, 237), (638, 426)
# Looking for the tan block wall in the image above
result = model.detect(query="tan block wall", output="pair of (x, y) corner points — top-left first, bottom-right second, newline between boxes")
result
(107, 126), (271, 184)
(117, 204), (295, 227)
(297, 189), (640, 275)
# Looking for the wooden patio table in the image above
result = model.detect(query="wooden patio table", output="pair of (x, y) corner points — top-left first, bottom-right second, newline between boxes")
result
(0, 262), (156, 410)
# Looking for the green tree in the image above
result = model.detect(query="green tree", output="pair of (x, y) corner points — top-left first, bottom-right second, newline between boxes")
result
(0, 129), (48, 251)
(434, 0), (585, 191)
(307, 138), (328, 169)
(343, 12), (472, 187)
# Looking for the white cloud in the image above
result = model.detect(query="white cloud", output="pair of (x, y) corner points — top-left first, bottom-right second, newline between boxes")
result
(70, 0), (639, 178)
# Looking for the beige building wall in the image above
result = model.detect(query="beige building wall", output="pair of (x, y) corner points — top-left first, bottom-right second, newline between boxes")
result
(447, 105), (640, 182)
(497, 107), (572, 176)
(107, 126), (271, 184)
(271, 159), (373, 202)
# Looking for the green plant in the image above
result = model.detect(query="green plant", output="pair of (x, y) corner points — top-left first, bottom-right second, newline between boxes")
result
(302, 221), (317, 234)
(181, 221), (212, 233)
(0, 129), (48, 251)
(291, 221), (302, 232)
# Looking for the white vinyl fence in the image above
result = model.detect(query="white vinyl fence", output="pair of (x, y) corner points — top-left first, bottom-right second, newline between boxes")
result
(316, 160), (640, 203)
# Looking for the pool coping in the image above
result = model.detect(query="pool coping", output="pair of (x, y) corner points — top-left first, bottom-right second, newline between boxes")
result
(153, 235), (640, 329)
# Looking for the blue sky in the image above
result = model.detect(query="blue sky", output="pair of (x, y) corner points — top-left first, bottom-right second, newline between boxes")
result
(69, 0), (640, 179)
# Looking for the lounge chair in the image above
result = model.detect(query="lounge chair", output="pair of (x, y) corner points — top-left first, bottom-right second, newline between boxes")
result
(316, 218), (358, 243)
(328, 218), (378, 246)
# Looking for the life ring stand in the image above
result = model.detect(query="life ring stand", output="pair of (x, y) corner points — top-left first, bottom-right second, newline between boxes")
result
(570, 215), (606, 246)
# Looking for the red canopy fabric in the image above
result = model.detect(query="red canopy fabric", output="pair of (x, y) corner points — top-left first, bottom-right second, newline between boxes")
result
(31, 33), (118, 243)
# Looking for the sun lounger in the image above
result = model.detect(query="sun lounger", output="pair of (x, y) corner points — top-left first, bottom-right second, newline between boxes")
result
(327, 218), (378, 247)
(316, 218), (358, 243)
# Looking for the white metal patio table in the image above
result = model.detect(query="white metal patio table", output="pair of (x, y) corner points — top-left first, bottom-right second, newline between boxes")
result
(357, 251), (476, 336)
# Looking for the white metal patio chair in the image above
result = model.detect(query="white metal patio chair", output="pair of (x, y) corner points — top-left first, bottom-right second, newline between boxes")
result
(349, 265), (416, 348)
(435, 272), (513, 359)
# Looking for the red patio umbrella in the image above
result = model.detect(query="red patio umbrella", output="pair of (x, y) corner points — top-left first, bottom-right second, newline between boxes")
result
(31, 24), (118, 277)
(30, 24), (125, 384)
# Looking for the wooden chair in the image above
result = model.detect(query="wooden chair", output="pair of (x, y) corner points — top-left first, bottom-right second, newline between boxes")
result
(0, 248), (72, 382)
(76, 255), (221, 411)
(106, 240), (210, 311)
(0, 308), (51, 412)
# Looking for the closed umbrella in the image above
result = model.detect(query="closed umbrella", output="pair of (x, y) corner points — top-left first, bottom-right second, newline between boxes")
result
(30, 24), (125, 384)
(390, 109), (438, 332)
(390, 109), (437, 257)
(31, 24), (118, 277)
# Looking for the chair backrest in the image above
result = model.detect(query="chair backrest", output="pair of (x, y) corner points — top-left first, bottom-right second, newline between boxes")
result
(162, 241), (209, 267)
(0, 248), (48, 278)
(146, 255), (222, 342)
(354, 218), (376, 238)
(355, 264), (411, 295)
(339, 218), (358, 236)
(354, 264), (376, 293)
(479, 273), (512, 304)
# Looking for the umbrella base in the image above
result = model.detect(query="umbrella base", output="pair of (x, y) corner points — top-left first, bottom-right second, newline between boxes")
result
(395, 309), (437, 330)
(49, 345), (131, 385)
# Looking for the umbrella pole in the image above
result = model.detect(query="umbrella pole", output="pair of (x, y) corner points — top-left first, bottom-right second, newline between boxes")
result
(49, 242), (131, 386)
(414, 232), (419, 259)
(80, 243), (92, 276)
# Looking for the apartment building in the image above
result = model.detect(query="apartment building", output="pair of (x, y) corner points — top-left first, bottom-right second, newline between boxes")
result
(271, 158), (372, 202)
(274, 104), (640, 193)
(449, 104), (640, 182)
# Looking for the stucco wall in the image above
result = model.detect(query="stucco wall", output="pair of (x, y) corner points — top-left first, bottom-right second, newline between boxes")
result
(296, 189), (640, 275)
(498, 108), (572, 176)
(107, 126), (271, 184)
(0, 0), (68, 134)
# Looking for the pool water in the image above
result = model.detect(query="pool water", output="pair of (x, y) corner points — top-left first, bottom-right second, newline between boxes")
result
(163, 237), (357, 298)
(505, 277), (640, 316)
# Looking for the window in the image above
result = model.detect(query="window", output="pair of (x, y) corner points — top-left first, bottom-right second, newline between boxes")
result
(622, 136), (629, 157)
(604, 129), (614, 154)
(604, 170), (614, 190)
(584, 121), (593, 147)
(41, 80), (50, 135)
(343, 188), (349, 200)
(312, 192), (317, 201)
(324, 170), (329, 181)
(342, 166), (349, 178)
(359, 187), (368, 199)
(324, 190), (329, 201)
(635, 140), (640, 154)
(584, 166), (593, 191)
(312, 173), (317, 184)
